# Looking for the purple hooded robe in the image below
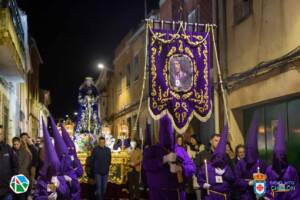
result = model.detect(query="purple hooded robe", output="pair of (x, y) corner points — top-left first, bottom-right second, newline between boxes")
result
(143, 115), (196, 200)
(61, 124), (83, 177)
(234, 112), (267, 200)
(50, 116), (81, 200)
(198, 125), (235, 200)
(265, 119), (300, 200)
(34, 120), (70, 200)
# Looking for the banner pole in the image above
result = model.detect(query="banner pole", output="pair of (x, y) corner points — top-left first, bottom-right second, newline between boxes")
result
(134, 21), (149, 137)
(210, 25), (230, 127)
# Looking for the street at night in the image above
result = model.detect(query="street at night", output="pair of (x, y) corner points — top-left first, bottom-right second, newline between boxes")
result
(1, 0), (300, 200)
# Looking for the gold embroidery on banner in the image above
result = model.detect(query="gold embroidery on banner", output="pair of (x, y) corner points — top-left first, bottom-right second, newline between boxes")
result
(170, 91), (180, 100)
(197, 46), (202, 57)
(179, 40), (184, 53)
(184, 47), (194, 58)
(202, 39), (209, 107)
(158, 44), (162, 55)
(158, 86), (163, 101)
(151, 32), (180, 44)
(175, 112), (181, 123)
(190, 89), (204, 104)
(182, 34), (205, 46)
(151, 37), (156, 46)
(182, 92), (193, 100)
(167, 46), (177, 57)
(182, 112), (187, 122)
(163, 61), (169, 86)
(174, 102), (180, 112)
(195, 105), (205, 113)
(193, 61), (199, 86)
(158, 104), (167, 111)
(152, 98), (158, 108)
(151, 47), (157, 97)
(182, 102), (188, 112)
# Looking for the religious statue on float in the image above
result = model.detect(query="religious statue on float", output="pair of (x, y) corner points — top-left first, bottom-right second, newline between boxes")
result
(74, 77), (101, 153)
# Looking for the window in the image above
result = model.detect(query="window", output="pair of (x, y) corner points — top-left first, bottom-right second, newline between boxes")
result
(126, 64), (130, 87)
(243, 97), (300, 171)
(188, 9), (197, 24)
(234, 0), (252, 24)
(133, 53), (140, 81)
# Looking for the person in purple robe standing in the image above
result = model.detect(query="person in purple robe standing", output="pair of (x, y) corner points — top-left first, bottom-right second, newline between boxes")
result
(60, 124), (83, 177)
(34, 120), (70, 200)
(234, 112), (268, 200)
(49, 116), (81, 200)
(143, 115), (196, 200)
(197, 125), (235, 200)
(61, 124), (83, 199)
(264, 119), (300, 200)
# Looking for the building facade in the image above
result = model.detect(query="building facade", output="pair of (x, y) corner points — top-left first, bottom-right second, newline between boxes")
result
(28, 38), (43, 139)
(223, 0), (300, 169)
(104, 25), (151, 141)
(0, 0), (45, 142)
(0, 0), (30, 143)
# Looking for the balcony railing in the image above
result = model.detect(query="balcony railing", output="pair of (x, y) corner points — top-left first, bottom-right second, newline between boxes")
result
(7, 0), (25, 52)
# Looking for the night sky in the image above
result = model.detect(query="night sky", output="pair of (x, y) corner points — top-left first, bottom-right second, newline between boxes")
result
(18, 0), (159, 118)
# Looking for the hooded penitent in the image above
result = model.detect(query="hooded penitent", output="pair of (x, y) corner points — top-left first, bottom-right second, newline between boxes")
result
(245, 112), (259, 164)
(272, 118), (288, 174)
(41, 119), (60, 177)
(49, 115), (68, 158)
(210, 125), (228, 168)
(159, 115), (174, 151)
(35, 120), (70, 200)
(144, 120), (152, 148)
(60, 124), (76, 156)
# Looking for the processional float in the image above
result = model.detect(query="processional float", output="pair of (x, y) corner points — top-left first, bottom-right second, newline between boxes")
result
(73, 77), (130, 184)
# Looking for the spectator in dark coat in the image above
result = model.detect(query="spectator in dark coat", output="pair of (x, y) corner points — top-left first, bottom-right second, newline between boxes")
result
(195, 133), (221, 168)
(0, 125), (18, 200)
(90, 136), (111, 200)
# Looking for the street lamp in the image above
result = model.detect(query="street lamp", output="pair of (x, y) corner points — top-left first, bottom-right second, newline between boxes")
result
(98, 63), (104, 70)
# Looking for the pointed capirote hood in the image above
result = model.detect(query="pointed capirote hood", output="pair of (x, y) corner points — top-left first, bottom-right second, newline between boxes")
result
(49, 115), (68, 158)
(159, 115), (174, 151)
(245, 112), (259, 164)
(60, 124), (76, 156)
(272, 118), (288, 174)
(210, 125), (228, 168)
(41, 119), (60, 177)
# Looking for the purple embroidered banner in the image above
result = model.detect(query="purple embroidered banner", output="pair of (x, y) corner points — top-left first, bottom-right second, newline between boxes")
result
(148, 25), (212, 133)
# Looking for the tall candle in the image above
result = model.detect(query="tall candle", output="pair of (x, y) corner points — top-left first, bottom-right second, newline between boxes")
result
(204, 159), (210, 195)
